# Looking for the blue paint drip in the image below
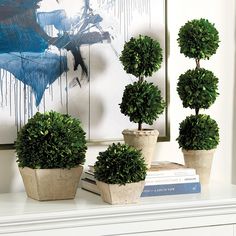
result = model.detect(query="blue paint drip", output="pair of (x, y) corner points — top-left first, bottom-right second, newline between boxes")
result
(0, 52), (67, 106)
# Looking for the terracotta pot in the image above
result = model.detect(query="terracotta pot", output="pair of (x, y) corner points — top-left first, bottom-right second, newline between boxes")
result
(19, 166), (83, 201)
(122, 129), (159, 168)
(96, 180), (145, 204)
(182, 149), (215, 185)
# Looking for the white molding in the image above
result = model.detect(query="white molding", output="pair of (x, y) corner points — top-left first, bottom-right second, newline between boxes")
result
(1, 185), (236, 235)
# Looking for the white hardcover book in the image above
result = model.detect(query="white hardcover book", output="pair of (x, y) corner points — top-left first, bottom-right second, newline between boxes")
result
(145, 175), (200, 186)
(146, 168), (196, 178)
(147, 161), (196, 177)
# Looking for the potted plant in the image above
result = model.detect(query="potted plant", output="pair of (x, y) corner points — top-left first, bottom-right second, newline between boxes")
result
(119, 35), (166, 168)
(176, 18), (220, 184)
(94, 143), (147, 204)
(15, 111), (87, 201)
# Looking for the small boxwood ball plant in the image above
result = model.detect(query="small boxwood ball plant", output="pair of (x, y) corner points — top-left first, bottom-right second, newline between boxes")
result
(94, 143), (147, 185)
(177, 68), (219, 114)
(16, 111), (87, 169)
(119, 35), (165, 130)
(177, 18), (220, 150)
(177, 114), (219, 150)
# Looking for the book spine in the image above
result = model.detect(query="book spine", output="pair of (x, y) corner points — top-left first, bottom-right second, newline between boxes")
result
(80, 178), (100, 195)
(141, 182), (201, 197)
(145, 175), (199, 185)
(146, 169), (196, 178)
(83, 171), (96, 181)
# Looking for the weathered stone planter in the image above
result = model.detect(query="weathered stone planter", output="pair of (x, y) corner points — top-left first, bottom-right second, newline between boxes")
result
(182, 149), (215, 185)
(19, 166), (83, 201)
(96, 180), (145, 204)
(122, 129), (159, 168)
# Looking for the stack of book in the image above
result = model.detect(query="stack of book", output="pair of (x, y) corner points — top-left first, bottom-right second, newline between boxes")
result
(80, 162), (201, 197)
(141, 161), (201, 197)
(80, 165), (100, 195)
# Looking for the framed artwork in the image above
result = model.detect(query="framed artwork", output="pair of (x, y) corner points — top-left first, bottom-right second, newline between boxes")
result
(0, 0), (169, 149)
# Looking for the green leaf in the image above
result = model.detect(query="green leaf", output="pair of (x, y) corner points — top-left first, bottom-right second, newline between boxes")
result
(15, 111), (87, 169)
(177, 18), (220, 60)
(177, 68), (219, 110)
(119, 80), (165, 127)
(177, 114), (219, 150)
(94, 143), (147, 185)
(120, 35), (163, 78)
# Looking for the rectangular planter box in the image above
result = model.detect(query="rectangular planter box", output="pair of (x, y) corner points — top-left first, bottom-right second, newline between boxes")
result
(19, 166), (83, 201)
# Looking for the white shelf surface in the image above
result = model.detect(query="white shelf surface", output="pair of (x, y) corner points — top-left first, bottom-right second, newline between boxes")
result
(1, 184), (236, 235)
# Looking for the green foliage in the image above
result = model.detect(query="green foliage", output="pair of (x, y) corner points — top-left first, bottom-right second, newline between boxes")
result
(120, 80), (165, 126)
(119, 35), (163, 78)
(177, 68), (219, 110)
(16, 111), (87, 169)
(177, 18), (219, 60)
(94, 143), (147, 185)
(177, 114), (219, 150)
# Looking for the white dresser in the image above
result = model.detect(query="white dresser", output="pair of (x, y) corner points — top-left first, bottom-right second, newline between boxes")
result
(0, 184), (236, 236)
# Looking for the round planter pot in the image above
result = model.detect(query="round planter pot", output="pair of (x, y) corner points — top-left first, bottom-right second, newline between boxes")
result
(182, 149), (216, 185)
(96, 180), (145, 204)
(122, 129), (159, 168)
(19, 165), (83, 201)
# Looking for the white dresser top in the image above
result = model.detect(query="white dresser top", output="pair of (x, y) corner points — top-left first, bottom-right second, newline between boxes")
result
(1, 184), (236, 234)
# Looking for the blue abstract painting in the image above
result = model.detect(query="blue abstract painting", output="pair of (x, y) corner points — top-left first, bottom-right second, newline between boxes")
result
(0, 0), (167, 145)
(0, 0), (111, 105)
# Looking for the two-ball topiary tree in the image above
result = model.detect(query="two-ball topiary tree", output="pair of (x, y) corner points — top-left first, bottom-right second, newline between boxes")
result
(176, 18), (220, 184)
(119, 35), (165, 168)
(119, 35), (165, 131)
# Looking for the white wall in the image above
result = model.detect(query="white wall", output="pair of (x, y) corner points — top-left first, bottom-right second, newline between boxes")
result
(0, 0), (235, 193)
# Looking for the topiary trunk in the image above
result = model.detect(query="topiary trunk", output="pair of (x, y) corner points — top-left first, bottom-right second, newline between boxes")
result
(138, 122), (142, 131)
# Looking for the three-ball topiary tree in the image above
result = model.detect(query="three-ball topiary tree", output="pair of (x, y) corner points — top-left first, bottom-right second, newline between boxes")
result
(119, 35), (165, 168)
(176, 18), (220, 184)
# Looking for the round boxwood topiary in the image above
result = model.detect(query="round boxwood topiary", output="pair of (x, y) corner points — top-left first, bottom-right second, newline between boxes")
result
(177, 114), (219, 150)
(177, 18), (219, 60)
(16, 111), (87, 169)
(177, 68), (219, 113)
(119, 35), (163, 78)
(94, 143), (147, 185)
(119, 80), (165, 130)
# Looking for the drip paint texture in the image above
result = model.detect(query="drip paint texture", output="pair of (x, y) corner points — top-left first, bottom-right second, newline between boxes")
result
(0, 0), (152, 141)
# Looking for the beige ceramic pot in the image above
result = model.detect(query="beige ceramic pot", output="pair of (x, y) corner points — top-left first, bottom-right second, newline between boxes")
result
(19, 166), (83, 201)
(122, 129), (159, 168)
(182, 149), (215, 185)
(96, 180), (145, 204)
